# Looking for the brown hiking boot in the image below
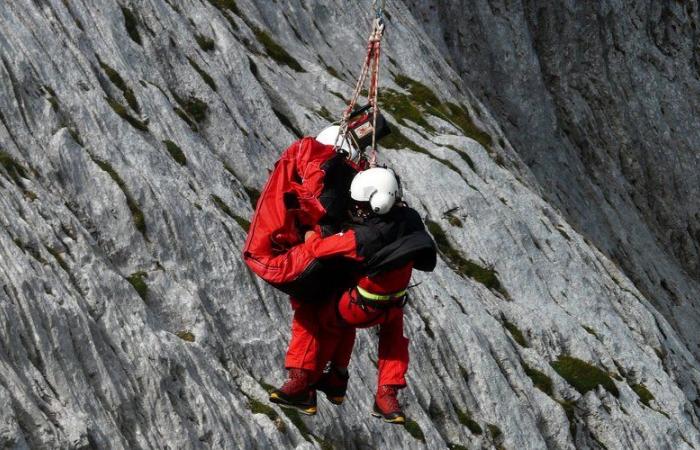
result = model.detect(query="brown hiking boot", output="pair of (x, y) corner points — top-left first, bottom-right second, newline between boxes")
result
(313, 365), (349, 405)
(371, 385), (405, 424)
(269, 369), (317, 415)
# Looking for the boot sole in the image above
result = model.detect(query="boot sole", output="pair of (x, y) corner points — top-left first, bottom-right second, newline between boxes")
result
(371, 411), (406, 424)
(269, 392), (317, 415)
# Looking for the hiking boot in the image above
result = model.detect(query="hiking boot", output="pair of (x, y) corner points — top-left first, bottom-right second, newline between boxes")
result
(371, 385), (405, 424)
(269, 369), (317, 415)
(313, 366), (349, 405)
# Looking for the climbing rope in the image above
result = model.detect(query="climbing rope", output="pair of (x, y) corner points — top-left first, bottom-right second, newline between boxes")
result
(335, 1), (386, 167)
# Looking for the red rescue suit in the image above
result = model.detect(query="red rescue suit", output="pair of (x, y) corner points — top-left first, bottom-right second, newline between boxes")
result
(243, 137), (362, 299)
(284, 231), (362, 371)
(243, 137), (369, 372)
(243, 137), (336, 286)
(286, 205), (437, 382)
(317, 263), (413, 387)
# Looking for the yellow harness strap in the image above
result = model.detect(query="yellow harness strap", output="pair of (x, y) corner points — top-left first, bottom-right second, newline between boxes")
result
(356, 285), (406, 302)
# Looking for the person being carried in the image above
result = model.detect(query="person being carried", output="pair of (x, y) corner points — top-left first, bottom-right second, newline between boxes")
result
(270, 168), (437, 424)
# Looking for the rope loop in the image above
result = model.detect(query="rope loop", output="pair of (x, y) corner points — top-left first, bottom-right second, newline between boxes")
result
(335, 0), (387, 167)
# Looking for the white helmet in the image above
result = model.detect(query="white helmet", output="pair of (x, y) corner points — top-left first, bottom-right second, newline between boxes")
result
(316, 125), (359, 162)
(350, 167), (400, 215)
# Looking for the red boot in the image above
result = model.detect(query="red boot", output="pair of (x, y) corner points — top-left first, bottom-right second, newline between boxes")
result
(313, 366), (349, 405)
(372, 385), (405, 424)
(269, 369), (317, 415)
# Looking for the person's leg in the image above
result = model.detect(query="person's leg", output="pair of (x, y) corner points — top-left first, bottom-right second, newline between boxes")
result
(284, 298), (321, 371)
(313, 294), (354, 405)
(377, 308), (409, 387)
(331, 327), (356, 368)
(372, 307), (409, 424)
(271, 298), (319, 415)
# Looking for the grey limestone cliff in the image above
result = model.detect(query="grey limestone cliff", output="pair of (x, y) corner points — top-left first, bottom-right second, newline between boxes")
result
(1, 1), (699, 449)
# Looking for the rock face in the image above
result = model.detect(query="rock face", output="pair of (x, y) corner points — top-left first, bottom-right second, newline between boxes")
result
(0, 1), (699, 449)
(407, 0), (700, 359)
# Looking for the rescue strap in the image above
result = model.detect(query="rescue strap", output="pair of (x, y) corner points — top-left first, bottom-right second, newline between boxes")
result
(335, 0), (386, 167)
(356, 285), (406, 302)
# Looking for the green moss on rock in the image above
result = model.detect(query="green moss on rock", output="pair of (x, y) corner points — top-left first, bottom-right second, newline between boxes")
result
(120, 6), (142, 45)
(502, 316), (528, 347)
(174, 107), (198, 131)
(455, 407), (482, 434)
(206, 0), (241, 16)
(163, 140), (187, 166)
(444, 144), (476, 172)
(630, 383), (654, 407)
(280, 407), (311, 441)
(444, 102), (493, 149)
(99, 61), (140, 113)
(551, 356), (619, 397)
(445, 213), (463, 227)
(582, 325), (600, 339)
(426, 219), (508, 298)
(403, 419), (425, 442)
(175, 330), (195, 342)
(173, 93), (208, 123)
(0, 150), (29, 185)
(126, 271), (148, 301)
(249, 398), (279, 421)
(105, 96), (148, 132)
(253, 28), (305, 72)
(381, 88), (435, 132)
(211, 193), (249, 231)
(395, 74), (442, 108)
(92, 158), (147, 235)
(385, 74), (493, 149)
(234, 216), (250, 232)
(523, 363), (554, 397)
(195, 33), (215, 52)
(317, 106), (334, 122)
(212, 194), (234, 217)
(487, 423), (503, 440)
(187, 57), (217, 91)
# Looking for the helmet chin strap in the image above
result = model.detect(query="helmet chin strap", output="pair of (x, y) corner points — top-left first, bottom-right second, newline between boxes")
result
(368, 190), (379, 213)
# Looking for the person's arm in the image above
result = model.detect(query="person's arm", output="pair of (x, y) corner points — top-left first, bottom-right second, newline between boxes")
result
(304, 230), (362, 261)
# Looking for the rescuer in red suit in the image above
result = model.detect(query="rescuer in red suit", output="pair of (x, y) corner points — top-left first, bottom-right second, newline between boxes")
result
(269, 168), (437, 424)
(244, 115), (390, 411)
(243, 124), (365, 395)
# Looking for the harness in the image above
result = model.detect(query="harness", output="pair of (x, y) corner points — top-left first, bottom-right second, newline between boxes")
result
(353, 285), (408, 311)
(335, 284), (406, 329)
(356, 286), (407, 304)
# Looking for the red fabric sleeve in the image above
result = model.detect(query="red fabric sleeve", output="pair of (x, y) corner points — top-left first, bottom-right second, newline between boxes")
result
(304, 230), (362, 261)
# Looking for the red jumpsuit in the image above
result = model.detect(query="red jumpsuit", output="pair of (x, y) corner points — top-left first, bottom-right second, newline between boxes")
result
(314, 263), (413, 387)
(284, 230), (362, 371)
(243, 137), (338, 285)
(241, 137), (364, 372)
